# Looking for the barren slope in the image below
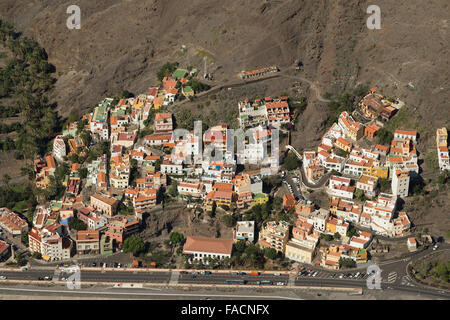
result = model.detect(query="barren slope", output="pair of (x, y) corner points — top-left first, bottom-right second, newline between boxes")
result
(0, 0), (448, 149)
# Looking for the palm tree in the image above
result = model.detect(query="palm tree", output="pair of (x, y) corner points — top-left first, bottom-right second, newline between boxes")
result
(2, 173), (11, 187)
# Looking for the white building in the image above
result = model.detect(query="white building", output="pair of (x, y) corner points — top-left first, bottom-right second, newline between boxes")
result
(182, 236), (233, 263)
(52, 136), (66, 161)
(234, 221), (255, 243)
(161, 161), (184, 176)
(394, 129), (417, 143)
(177, 182), (204, 198)
(307, 209), (330, 232)
(356, 175), (378, 197)
(328, 176), (355, 199)
(391, 170), (409, 198)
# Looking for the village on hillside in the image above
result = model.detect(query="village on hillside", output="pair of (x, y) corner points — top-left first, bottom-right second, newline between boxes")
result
(1, 63), (449, 274)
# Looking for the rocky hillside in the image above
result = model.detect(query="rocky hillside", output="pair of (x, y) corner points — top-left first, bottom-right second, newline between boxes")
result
(0, 0), (448, 150)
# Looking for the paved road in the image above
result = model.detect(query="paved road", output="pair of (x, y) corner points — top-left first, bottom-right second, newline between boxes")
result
(283, 172), (302, 200)
(1, 247), (449, 299)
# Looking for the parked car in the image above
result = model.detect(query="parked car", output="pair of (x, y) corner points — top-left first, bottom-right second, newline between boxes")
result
(0, 276), (7, 280)
(339, 274), (344, 279)
(276, 282), (285, 286)
(44, 276), (51, 280)
(202, 271), (211, 275)
(239, 272), (246, 275)
(92, 263), (96, 267)
(274, 272), (281, 276)
(38, 277), (44, 280)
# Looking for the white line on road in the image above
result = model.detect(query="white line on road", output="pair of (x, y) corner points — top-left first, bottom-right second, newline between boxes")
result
(0, 287), (302, 300)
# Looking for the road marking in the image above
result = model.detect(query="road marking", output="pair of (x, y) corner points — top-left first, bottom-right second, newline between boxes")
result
(53, 268), (61, 280)
(387, 272), (397, 283)
(169, 271), (180, 285)
(0, 287), (302, 300)
(288, 275), (295, 287)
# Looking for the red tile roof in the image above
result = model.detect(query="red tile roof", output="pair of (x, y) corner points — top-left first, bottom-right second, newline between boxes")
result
(183, 236), (233, 255)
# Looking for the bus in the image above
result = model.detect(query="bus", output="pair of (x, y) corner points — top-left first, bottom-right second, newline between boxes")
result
(257, 280), (273, 285)
(226, 279), (247, 285)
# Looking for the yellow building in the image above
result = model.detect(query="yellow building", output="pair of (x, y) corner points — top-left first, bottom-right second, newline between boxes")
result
(285, 239), (314, 264)
(204, 190), (234, 211)
(325, 220), (337, 234)
(335, 137), (352, 152)
(153, 96), (164, 110)
(436, 127), (448, 147)
(363, 166), (389, 179)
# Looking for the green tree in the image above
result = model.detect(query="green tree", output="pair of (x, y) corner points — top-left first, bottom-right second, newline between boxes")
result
(377, 128), (394, 145)
(354, 189), (367, 202)
(221, 214), (236, 228)
(339, 257), (356, 268)
(78, 167), (88, 179)
(263, 247), (277, 260)
(169, 232), (184, 244)
(283, 152), (298, 171)
(21, 231), (28, 246)
(2, 173), (11, 187)
(235, 240), (246, 253)
(68, 218), (87, 231)
(346, 227), (359, 238)
(156, 62), (178, 82)
(123, 236), (146, 257)
(167, 181), (178, 197)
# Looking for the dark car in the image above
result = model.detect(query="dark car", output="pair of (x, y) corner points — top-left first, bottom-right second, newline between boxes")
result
(180, 271), (188, 274)
(113, 263), (118, 268)
(38, 277), (44, 280)
(92, 262), (96, 267)
(239, 272), (246, 275)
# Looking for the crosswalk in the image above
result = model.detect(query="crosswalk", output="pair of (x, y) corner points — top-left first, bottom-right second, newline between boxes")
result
(169, 271), (180, 285)
(296, 270), (369, 280)
(53, 268), (61, 281)
(400, 275), (416, 287)
(387, 272), (397, 283)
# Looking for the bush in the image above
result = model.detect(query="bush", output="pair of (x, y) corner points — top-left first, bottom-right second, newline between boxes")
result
(123, 236), (146, 257)
(169, 232), (184, 244)
(283, 152), (298, 171)
(68, 218), (87, 231)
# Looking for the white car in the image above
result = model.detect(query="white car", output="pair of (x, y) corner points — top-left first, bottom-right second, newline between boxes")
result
(0, 276), (7, 280)
(276, 282), (285, 286)
(339, 274), (344, 279)
(274, 272), (281, 276)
